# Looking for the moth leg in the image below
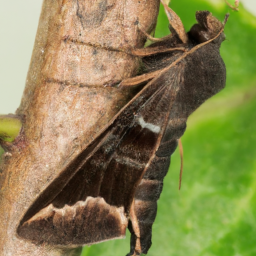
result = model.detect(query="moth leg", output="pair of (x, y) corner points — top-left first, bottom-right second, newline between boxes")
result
(104, 70), (156, 88)
(138, 24), (172, 42)
(131, 46), (186, 57)
(224, 0), (239, 11)
(118, 70), (161, 88)
(160, 0), (188, 44)
(127, 200), (143, 256)
(178, 138), (184, 190)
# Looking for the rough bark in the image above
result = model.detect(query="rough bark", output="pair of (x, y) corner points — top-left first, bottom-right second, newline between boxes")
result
(0, 0), (160, 255)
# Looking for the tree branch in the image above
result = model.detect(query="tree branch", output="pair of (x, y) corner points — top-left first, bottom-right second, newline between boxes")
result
(0, 0), (160, 255)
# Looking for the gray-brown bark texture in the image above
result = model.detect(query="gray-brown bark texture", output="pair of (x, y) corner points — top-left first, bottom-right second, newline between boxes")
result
(0, 0), (160, 255)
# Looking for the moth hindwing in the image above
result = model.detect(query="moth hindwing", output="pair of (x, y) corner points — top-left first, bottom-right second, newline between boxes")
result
(17, 4), (227, 256)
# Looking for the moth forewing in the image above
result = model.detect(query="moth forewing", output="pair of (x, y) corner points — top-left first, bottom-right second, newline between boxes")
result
(18, 61), (185, 241)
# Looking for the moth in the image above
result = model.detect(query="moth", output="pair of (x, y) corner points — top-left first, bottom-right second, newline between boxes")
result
(17, 2), (228, 256)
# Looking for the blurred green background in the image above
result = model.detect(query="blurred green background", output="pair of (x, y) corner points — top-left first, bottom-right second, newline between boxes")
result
(80, 0), (256, 256)
(0, 0), (255, 255)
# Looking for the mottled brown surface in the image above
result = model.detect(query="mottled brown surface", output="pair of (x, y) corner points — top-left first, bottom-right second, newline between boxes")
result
(0, 0), (160, 255)
(19, 197), (128, 246)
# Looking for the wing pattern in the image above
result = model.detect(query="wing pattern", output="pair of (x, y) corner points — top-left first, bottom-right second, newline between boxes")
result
(18, 63), (185, 247)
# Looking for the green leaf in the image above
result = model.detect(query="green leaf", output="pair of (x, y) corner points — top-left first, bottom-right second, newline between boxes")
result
(80, 1), (256, 255)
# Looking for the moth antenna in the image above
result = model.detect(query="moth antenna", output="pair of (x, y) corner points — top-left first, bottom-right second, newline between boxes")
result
(160, 0), (188, 44)
(224, 0), (239, 11)
(161, 0), (171, 4)
(178, 138), (183, 190)
(223, 13), (230, 26)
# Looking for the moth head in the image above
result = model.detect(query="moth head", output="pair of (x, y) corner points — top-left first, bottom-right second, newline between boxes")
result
(188, 11), (227, 44)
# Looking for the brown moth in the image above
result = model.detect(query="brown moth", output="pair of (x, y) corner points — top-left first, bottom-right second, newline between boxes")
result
(17, 2), (227, 256)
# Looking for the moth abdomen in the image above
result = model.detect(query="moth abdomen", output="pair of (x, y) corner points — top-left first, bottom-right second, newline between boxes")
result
(129, 154), (171, 255)
(135, 179), (163, 202)
(156, 139), (178, 157)
(142, 156), (171, 181)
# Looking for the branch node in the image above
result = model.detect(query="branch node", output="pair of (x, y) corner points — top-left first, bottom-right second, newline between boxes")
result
(0, 115), (22, 144)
